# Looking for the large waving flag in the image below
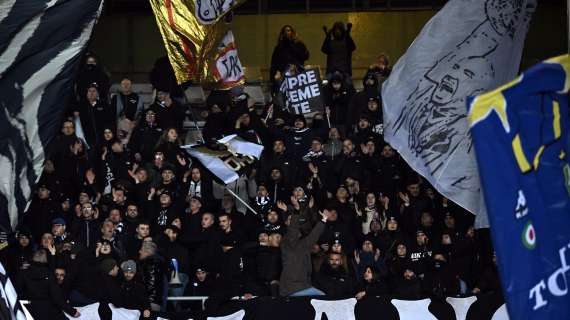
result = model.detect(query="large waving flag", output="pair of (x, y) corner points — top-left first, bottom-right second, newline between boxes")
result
(0, 0), (104, 232)
(381, 0), (536, 226)
(149, 0), (246, 89)
(468, 55), (570, 320)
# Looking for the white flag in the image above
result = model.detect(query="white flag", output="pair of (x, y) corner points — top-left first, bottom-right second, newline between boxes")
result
(381, 0), (536, 227)
(182, 135), (263, 185)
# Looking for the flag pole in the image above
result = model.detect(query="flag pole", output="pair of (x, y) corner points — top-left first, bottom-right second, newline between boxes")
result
(224, 186), (259, 215)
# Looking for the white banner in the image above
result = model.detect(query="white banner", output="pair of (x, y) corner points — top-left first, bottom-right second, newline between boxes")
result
(381, 0), (536, 227)
(183, 135), (263, 184)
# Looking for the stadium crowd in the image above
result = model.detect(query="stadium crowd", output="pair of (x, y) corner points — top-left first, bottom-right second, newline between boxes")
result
(3, 22), (501, 320)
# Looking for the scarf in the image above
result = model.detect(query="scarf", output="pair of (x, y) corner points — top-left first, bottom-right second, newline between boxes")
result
(189, 180), (202, 198)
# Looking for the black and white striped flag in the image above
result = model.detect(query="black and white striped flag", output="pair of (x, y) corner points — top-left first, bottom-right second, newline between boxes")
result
(0, 0), (103, 233)
(0, 262), (26, 320)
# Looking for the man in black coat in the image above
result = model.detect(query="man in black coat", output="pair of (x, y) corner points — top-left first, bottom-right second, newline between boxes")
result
(70, 202), (101, 250)
(259, 138), (298, 184)
(148, 90), (186, 131)
(321, 22), (356, 79)
(322, 72), (355, 130)
(138, 241), (167, 312)
(120, 260), (151, 318)
(269, 25), (309, 91)
(74, 84), (114, 147)
(244, 231), (283, 297)
(24, 183), (59, 242)
(129, 109), (163, 163)
(332, 139), (364, 186)
(157, 225), (190, 310)
(94, 259), (124, 320)
(75, 54), (110, 102)
(16, 250), (80, 319)
(125, 221), (150, 260)
(314, 251), (355, 298)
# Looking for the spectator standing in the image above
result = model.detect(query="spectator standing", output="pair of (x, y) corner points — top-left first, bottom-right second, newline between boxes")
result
(111, 78), (143, 145)
(120, 260), (151, 318)
(270, 25), (309, 92)
(279, 202), (331, 297)
(15, 250), (80, 319)
(138, 241), (167, 312)
(321, 22), (356, 83)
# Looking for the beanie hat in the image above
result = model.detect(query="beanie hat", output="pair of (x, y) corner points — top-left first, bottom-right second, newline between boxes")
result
(120, 260), (137, 273)
(99, 259), (117, 274)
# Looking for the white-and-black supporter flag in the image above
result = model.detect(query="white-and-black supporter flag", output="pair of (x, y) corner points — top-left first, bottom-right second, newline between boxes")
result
(0, 0), (103, 233)
(0, 262), (25, 320)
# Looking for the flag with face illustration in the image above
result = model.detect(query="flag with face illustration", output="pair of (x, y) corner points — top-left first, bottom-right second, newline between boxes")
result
(0, 0), (103, 232)
(381, 0), (536, 227)
(468, 55), (570, 320)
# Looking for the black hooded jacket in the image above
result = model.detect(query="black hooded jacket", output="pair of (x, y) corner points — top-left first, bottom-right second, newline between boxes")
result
(16, 262), (76, 320)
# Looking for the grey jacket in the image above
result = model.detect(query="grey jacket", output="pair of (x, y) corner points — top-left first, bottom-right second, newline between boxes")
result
(279, 212), (325, 296)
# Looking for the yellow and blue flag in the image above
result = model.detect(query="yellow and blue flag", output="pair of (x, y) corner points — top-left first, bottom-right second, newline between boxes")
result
(468, 54), (570, 320)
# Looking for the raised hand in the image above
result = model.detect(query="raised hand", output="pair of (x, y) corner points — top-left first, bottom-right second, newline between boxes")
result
(148, 187), (156, 200)
(398, 192), (410, 205)
(319, 209), (332, 221)
(374, 248), (381, 261)
(276, 201), (288, 212)
(290, 195), (300, 210)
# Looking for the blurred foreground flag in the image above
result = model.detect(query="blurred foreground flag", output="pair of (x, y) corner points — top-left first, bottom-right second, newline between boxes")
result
(381, 0), (536, 227)
(0, 0), (103, 232)
(468, 55), (570, 320)
(149, 0), (246, 89)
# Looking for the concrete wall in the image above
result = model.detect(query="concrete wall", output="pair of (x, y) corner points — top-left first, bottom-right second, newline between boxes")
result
(89, 5), (567, 82)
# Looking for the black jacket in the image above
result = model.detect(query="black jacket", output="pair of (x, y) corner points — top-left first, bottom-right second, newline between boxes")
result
(75, 64), (110, 101)
(139, 254), (167, 305)
(111, 92), (142, 121)
(321, 32), (356, 75)
(149, 100), (186, 131)
(322, 83), (355, 126)
(94, 272), (124, 306)
(157, 236), (191, 275)
(71, 218), (100, 250)
(355, 279), (390, 297)
(76, 99), (115, 147)
(270, 39), (309, 81)
(16, 263), (76, 320)
(120, 279), (151, 312)
(314, 262), (355, 298)
(24, 197), (59, 242)
(129, 122), (163, 163)
(244, 244), (282, 284)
